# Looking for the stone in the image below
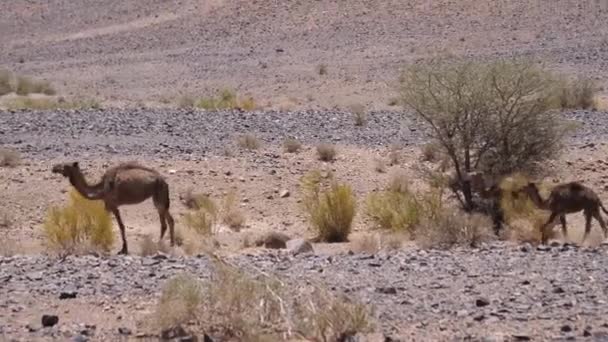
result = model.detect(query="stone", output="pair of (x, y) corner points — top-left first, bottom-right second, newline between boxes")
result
(59, 291), (77, 299)
(476, 298), (490, 307)
(286, 238), (313, 254)
(255, 232), (290, 249)
(41, 315), (59, 327)
(375, 287), (397, 295)
(279, 189), (290, 198)
(160, 326), (188, 340)
(118, 327), (132, 335)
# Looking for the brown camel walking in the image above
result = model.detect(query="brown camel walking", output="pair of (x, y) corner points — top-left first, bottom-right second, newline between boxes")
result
(51, 161), (175, 254)
(516, 181), (608, 244)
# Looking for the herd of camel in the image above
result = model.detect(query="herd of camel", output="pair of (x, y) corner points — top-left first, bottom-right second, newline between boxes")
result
(50, 161), (608, 255)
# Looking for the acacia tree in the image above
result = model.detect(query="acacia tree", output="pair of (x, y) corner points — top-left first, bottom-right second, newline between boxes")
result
(399, 57), (571, 211)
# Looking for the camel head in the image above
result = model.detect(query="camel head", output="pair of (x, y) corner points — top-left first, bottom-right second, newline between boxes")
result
(51, 162), (80, 178)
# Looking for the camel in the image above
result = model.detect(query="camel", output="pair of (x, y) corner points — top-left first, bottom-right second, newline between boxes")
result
(51, 161), (175, 254)
(516, 181), (608, 244)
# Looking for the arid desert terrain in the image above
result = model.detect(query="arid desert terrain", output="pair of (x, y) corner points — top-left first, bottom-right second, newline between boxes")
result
(2, 1), (608, 341)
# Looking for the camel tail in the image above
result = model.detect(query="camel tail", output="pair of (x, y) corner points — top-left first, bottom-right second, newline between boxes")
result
(155, 178), (171, 210)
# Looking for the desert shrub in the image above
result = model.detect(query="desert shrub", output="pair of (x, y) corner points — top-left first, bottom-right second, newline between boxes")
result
(387, 144), (401, 166)
(15, 76), (55, 95)
(416, 209), (494, 249)
(178, 94), (196, 108)
(0, 148), (20, 167)
(191, 257), (374, 341)
(349, 104), (367, 126)
(316, 143), (337, 162)
(373, 158), (386, 173)
(220, 191), (246, 230)
(184, 194), (218, 236)
(317, 64), (328, 75)
(421, 142), (443, 163)
(43, 188), (114, 253)
(366, 190), (421, 234)
(301, 170), (356, 242)
(399, 57), (572, 211)
(196, 88), (256, 111)
(556, 76), (598, 110)
(387, 170), (409, 193)
(5, 97), (100, 110)
(155, 273), (204, 330)
(0, 69), (13, 95)
(237, 133), (261, 150)
(139, 234), (171, 256)
(283, 137), (302, 153)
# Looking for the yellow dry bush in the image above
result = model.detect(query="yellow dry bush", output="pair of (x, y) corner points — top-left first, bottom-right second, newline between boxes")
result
(366, 190), (421, 234)
(301, 170), (356, 242)
(184, 194), (218, 236)
(220, 190), (246, 230)
(43, 188), (113, 253)
(155, 272), (203, 330)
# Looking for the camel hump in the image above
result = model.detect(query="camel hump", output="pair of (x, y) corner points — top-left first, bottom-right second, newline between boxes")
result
(568, 182), (586, 192)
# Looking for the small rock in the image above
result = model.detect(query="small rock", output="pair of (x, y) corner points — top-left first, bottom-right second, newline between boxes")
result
(203, 334), (214, 342)
(375, 287), (397, 295)
(255, 231), (290, 249)
(512, 334), (531, 341)
(59, 291), (77, 299)
(160, 326), (188, 340)
(168, 169), (177, 174)
(476, 298), (490, 307)
(118, 327), (132, 335)
(279, 189), (290, 198)
(286, 238), (313, 254)
(561, 325), (572, 333)
(71, 334), (88, 342)
(41, 315), (59, 327)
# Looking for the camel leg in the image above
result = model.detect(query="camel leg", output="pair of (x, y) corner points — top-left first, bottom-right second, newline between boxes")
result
(559, 215), (568, 241)
(582, 209), (593, 244)
(540, 212), (558, 244)
(111, 208), (129, 255)
(592, 209), (608, 240)
(158, 210), (167, 241)
(166, 210), (175, 246)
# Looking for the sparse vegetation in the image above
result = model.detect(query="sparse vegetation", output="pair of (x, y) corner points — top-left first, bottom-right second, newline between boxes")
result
(399, 57), (572, 211)
(416, 209), (494, 249)
(43, 188), (114, 254)
(139, 234), (171, 256)
(316, 143), (337, 162)
(388, 144), (401, 166)
(183, 194), (218, 236)
(317, 64), (328, 75)
(237, 133), (261, 150)
(301, 170), (356, 242)
(4, 97), (100, 110)
(220, 191), (246, 230)
(152, 257), (374, 340)
(349, 103), (367, 126)
(155, 272), (204, 330)
(373, 158), (386, 173)
(0, 69), (55, 96)
(556, 75), (599, 110)
(283, 137), (302, 153)
(0, 148), (20, 167)
(195, 88), (257, 111)
(177, 94), (196, 108)
(421, 142), (442, 163)
(366, 187), (422, 235)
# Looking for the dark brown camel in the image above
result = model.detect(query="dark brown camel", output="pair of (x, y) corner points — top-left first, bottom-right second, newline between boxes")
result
(516, 181), (608, 244)
(51, 161), (175, 254)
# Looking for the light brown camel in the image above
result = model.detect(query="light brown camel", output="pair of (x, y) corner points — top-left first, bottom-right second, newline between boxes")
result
(51, 161), (175, 254)
(516, 181), (608, 244)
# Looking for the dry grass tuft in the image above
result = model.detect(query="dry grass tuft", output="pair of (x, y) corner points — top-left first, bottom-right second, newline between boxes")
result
(0, 148), (20, 167)
(373, 158), (386, 173)
(220, 191), (246, 230)
(316, 143), (337, 162)
(177, 94), (196, 108)
(139, 234), (171, 256)
(301, 171), (356, 242)
(43, 188), (114, 254)
(317, 64), (328, 75)
(556, 76), (599, 110)
(421, 142), (442, 162)
(416, 210), (494, 249)
(283, 137), (302, 153)
(387, 169), (410, 193)
(366, 188), (421, 235)
(16, 76), (56, 96)
(195, 88), (257, 111)
(184, 194), (218, 236)
(155, 272), (203, 331)
(4, 97), (100, 110)
(388, 145), (401, 166)
(151, 257), (374, 340)
(349, 103), (367, 126)
(237, 133), (262, 150)
(0, 69), (12, 96)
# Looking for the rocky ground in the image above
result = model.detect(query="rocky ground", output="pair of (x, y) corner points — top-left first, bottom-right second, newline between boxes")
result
(2, 242), (608, 341)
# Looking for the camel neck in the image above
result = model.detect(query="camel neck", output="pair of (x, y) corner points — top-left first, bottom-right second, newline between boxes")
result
(68, 170), (104, 200)
(528, 188), (548, 210)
